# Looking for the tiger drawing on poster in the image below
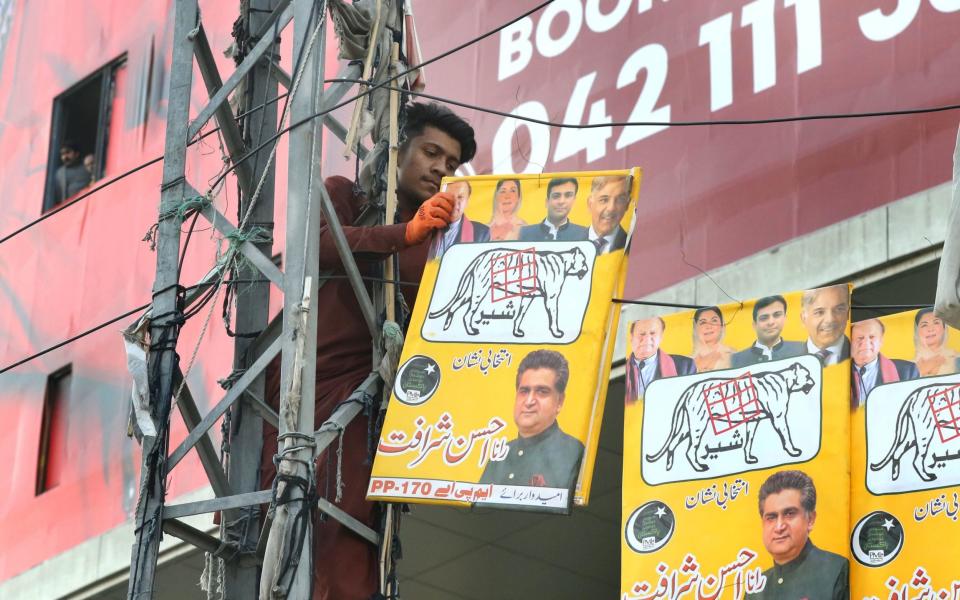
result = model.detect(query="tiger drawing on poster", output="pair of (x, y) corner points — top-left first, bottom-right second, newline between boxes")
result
(427, 246), (590, 339)
(646, 362), (815, 472)
(871, 382), (960, 483)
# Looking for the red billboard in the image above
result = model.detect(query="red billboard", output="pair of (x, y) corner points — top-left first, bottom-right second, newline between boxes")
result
(408, 0), (960, 295)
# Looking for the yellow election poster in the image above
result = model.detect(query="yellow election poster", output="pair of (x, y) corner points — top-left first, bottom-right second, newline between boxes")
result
(621, 286), (852, 598)
(368, 169), (640, 513)
(851, 309), (960, 597)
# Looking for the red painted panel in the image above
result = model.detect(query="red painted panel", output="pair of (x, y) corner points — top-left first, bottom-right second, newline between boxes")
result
(405, 0), (960, 295)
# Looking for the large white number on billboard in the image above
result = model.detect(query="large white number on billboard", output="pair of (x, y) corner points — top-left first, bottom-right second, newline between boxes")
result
(553, 72), (612, 163)
(741, 0), (777, 93)
(615, 44), (671, 149)
(785, 0), (823, 74)
(859, 0), (921, 41)
(699, 13), (734, 111)
(930, 0), (960, 11)
(491, 101), (550, 174)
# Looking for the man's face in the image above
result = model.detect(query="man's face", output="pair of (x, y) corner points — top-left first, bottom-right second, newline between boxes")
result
(514, 368), (563, 438)
(447, 181), (470, 222)
(587, 179), (630, 236)
(396, 125), (461, 205)
(83, 154), (95, 175)
(851, 320), (883, 367)
(546, 181), (577, 224)
(630, 319), (663, 361)
(60, 147), (80, 166)
(754, 301), (787, 347)
(801, 287), (849, 350)
(761, 489), (815, 565)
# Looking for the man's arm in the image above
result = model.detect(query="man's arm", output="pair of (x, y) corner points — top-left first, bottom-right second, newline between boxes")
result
(317, 176), (453, 271)
(317, 176), (408, 271)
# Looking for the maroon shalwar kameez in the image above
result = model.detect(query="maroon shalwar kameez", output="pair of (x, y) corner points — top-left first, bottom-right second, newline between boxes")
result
(260, 176), (427, 599)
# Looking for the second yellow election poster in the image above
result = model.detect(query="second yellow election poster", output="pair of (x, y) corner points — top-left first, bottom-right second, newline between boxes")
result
(621, 286), (852, 598)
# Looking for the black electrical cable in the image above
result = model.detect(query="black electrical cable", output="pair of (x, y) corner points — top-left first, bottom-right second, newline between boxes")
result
(204, 0), (558, 192)
(347, 80), (960, 129)
(0, 90), (293, 248)
(612, 298), (935, 311)
(0, 273), (419, 377)
(0, 302), (151, 376)
(5, 0), (953, 246)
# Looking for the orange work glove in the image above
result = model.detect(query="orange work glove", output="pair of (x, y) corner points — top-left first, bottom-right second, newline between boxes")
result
(404, 192), (455, 246)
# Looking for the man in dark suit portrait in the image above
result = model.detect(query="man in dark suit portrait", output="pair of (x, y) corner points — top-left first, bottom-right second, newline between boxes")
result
(479, 350), (584, 491)
(585, 175), (630, 254)
(801, 284), (850, 366)
(433, 179), (490, 257)
(850, 318), (920, 408)
(518, 177), (589, 242)
(749, 470), (849, 599)
(625, 317), (696, 403)
(732, 295), (806, 368)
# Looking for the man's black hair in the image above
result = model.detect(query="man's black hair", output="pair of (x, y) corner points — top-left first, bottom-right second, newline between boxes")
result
(60, 139), (81, 153)
(547, 177), (578, 197)
(753, 295), (788, 322)
(516, 349), (570, 395)
(401, 102), (477, 164)
(758, 470), (817, 516)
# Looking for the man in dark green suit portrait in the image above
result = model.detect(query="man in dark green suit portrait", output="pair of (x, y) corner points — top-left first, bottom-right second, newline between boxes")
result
(479, 350), (584, 491)
(750, 470), (849, 599)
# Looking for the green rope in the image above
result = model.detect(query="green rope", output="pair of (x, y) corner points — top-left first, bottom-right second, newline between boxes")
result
(159, 194), (212, 223)
(143, 194), (214, 250)
(215, 226), (273, 284)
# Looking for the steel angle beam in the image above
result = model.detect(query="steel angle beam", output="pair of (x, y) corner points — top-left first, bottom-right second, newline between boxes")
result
(319, 62), (362, 112)
(187, 2), (294, 140)
(165, 490), (273, 520)
(162, 519), (220, 554)
(324, 114), (368, 159)
(128, 0), (198, 595)
(242, 389), (280, 429)
(314, 372), (380, 449)
(317, 182), (378, 340)
(192, 25), (255, 196)
(172, 369), (233, 497)
(192, 196), (284, 289)
(167, 335), (282, 471)
(272, 63), (291, 90)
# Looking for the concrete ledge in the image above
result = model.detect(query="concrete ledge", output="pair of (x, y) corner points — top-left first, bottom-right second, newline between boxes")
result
(613, 181), (951, 361)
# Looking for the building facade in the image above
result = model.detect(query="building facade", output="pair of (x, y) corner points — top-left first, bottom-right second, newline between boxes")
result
(1, 1), (958, 598)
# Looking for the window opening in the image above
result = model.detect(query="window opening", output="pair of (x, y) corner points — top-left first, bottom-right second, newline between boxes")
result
(36, 365), (72, 495)
(43, 56), (125, 211)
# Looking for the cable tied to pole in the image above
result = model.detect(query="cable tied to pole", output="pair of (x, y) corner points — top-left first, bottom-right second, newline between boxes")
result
(143, 194), (214, 251)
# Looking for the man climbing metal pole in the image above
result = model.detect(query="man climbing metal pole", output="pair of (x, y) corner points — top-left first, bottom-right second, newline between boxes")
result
(260, 102), (477, 599)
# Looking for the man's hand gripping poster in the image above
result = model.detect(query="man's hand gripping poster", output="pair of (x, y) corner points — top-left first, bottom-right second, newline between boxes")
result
(621, 287), (853, 599)
(368, 169), (640, 513)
